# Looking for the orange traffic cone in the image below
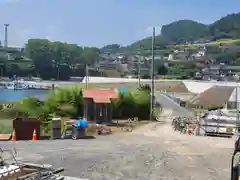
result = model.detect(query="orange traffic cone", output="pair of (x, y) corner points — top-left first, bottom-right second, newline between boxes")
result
(11, 129), (16, 141)
(32, 129), (37, 141)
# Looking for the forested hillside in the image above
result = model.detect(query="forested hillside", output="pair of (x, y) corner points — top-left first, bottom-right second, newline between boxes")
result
(129, 12), (240, 49)
(209, 13), (240, 40)
(161, 20), (208, 44)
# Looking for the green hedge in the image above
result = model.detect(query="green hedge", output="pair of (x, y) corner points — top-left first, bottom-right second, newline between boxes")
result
(158, 76), (182, 80)
(112, 90), (150, 119)
(12, 86), (151, 123)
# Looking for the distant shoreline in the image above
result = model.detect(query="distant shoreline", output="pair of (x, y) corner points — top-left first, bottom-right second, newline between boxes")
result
(0, 80), (83, 89)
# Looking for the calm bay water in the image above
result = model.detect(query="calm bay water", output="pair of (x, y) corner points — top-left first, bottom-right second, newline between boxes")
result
(0, 88), (50, 102)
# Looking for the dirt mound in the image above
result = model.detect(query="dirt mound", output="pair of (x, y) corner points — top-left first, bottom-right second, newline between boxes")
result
(92, 81), (189, 93)
(190, 85), (235, 107)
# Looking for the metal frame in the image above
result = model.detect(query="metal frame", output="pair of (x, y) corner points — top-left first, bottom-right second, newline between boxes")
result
(0, 148), (64, 180)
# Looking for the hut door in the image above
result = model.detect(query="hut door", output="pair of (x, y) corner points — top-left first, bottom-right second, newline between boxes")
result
(99, 104), (104, 122)
(95, 104), (103, 123)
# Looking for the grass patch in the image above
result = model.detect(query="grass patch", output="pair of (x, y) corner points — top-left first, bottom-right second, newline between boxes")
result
(0, 118), (12, 134)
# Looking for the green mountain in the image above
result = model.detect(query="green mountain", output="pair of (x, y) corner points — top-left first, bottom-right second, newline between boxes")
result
(129, 12), (240, 50)
(161, 20), (208, 44)
(209, 13), (240, 40)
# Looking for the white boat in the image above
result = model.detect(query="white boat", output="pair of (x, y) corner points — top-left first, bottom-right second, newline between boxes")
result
(5, 81), (28, 90)
(5, 84), (15, 89)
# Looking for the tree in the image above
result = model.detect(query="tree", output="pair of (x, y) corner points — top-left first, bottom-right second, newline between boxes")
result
(24, 39), (100, 80)
(25, 39), (54, 79)
(81, 47), (100, 66)
(215, 49), (240, 64)
(157, 65), (168, 75)
(101, 44), (121, 53)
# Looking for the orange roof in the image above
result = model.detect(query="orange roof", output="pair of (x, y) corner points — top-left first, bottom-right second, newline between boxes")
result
(82, 89), (118, 104)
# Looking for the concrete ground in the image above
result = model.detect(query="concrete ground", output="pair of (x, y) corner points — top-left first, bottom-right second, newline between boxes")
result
(0, 120), (234, 180)
(0, 90), (232, 180)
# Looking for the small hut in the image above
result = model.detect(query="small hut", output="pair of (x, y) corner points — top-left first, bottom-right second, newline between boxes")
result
(82, 89), (118, 123)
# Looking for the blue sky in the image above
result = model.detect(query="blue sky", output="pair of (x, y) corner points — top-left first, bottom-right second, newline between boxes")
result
(0, 0), (239, 47)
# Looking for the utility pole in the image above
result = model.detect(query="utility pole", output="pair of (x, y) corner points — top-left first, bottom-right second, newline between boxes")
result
(138, 44), (144, 88)
(235, 85), (240, 135)
(57, 65), (60, 80)
(150, 27), (155, 121)
(4, 24), (9, 48)
(85, 64), (89, 88)
(138, 58), (140, 88)
(237, 85), (239, 119)
(85, 64), (89, 121)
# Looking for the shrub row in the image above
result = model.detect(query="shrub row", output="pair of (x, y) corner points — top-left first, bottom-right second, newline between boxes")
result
(2, 86), (151, 129)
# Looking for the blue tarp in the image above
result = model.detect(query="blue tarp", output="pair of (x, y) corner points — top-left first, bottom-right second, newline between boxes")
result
(120, 87), (127, 95)
(76, 119), (88, 128)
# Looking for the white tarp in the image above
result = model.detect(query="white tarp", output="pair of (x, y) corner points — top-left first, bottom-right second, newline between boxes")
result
(228, 86), (240, 102)
(0, 165), (20, 178)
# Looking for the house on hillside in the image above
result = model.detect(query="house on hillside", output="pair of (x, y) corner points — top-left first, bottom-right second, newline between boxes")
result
(127, 55), (150, 76)
(199, 64), (240, 81)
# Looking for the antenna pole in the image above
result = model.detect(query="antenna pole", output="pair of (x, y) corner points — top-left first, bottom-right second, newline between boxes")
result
(4, 24), (9, 48)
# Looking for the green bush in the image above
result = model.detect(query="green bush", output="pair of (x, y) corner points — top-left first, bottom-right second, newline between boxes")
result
(11, 86), (151, 131)
(159, 75), (182, 80)
(138, 84), (151, 94)
(233, 40), (240, 45)
(44, 86), (84, 118)
(112, 90), (150, 120)
(0, 125), (12, 134)
(56, 104), (77, 117)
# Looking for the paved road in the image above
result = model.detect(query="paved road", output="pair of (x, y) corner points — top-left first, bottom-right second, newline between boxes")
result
(155, 92), (190, 117)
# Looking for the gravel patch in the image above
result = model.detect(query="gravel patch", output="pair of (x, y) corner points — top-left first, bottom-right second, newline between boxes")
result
(0, 124), (234, 180)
